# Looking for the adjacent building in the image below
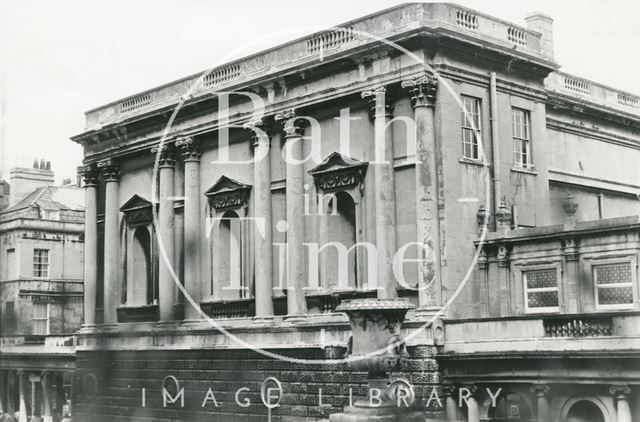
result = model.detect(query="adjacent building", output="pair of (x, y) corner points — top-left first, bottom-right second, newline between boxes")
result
(69, 3), (640, 422)
(0, 163), (84, 421)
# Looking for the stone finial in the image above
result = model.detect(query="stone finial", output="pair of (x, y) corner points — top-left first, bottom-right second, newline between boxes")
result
(476, 205), (488, 234)
(495, 199), (512, 234)
(401, 73), (438, 108)
(561, 191), (579, 228)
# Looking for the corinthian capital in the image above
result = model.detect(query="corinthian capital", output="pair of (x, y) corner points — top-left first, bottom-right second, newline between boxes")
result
(361, 86), (393, 119)
(176, 137), (200, 162)
(401, 74), (438, 108)
(151, 144), (176, 168)
(82, 164), (100, 187)
(97, 159), (120, 182)
(275, 109), (304, 138)
(244, 117), (272, 147)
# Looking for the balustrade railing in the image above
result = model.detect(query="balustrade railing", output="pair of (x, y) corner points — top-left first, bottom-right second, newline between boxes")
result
(116, 304), (159, 323)
(543, 315), (613, 337)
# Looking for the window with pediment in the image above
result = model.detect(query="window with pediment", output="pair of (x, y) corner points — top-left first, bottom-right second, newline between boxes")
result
(308, 152), (369, 292)
(205, 176), (252, 300)
(119, 195), (158, 307)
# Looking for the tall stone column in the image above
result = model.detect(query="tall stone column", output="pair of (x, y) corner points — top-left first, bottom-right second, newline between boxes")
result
(402, 74), (441, 310)
(177, 138), (202, 320)
(530, 384), (550, 422)
(276, 110), (307, 318)
(463, 385), (480, 422)
(41, 372), (52, 422)
(98, 159), (120, 326)
(361, 86), (398, 299)
(17, 371), (27, 422)
(610, 385), (632, 422)
(153, 145), (177, 322)
(55, 373), (65, 413)
(82, 165), (99, 327)
(0, 370), (5, 414)
(443, 385), (458, 422)
(247, 119), (274, 318)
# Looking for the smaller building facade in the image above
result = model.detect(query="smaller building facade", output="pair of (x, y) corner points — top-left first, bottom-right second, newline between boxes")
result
(0, 163), (84, 422)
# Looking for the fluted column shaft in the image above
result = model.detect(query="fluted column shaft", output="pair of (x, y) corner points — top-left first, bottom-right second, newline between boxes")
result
(362, 87), (398, 299)
(177, 138), (202, 320)
(249, 122), (274, 317)
(17, 371), (27, 422)
(82, 166), (99, 326)
(0, 371), (5, 414)
(98, 160), (120, 326)
(279, 111), (307, 317)
(403, 75), (441, 308)
(155, 145), (176, 321)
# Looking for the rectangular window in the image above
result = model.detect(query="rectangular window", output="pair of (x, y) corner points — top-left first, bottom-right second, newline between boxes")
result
(595, 263), (633, 309)
(512, 108), (532, 168)
(5, 301), (15, 330)
(33, 249), (50, 278)
(524, 268), (559, 313)
(5, 249), (15, 280)
(461, 96), (482, 159)
(32, 303), (50, 335)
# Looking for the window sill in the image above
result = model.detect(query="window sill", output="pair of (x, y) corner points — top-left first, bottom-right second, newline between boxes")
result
(459, 157), (489, 167)
(510, 166), (538, 175)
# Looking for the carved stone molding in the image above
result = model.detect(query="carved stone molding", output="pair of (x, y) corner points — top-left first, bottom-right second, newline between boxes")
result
(308, 152), (368, 193)
(496, 199), (512, 234)
(151, 144), (176, 168)
(176, 137), (201, 162)
(120, 194), (154, 227)
(82, 164), (100, 187)
(562, 237), (579, 262)
(244, 117), (272, 148)
(609, 385), (631, 398)
(205, 176), (252, 212)
(401, 74), (438, 108)
(97, 159), (120, 182)
(477, 247), (488, 270)
(497, 244), (510, 267)
(361, 86), (393, 119)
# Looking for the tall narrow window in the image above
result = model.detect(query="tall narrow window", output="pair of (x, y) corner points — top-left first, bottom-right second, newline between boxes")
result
(524, 268), (558, 313)
(218, 211), (244, 298)
(325, 192), (357, 290)
(5, 301), (15, 331)
(512, 108), (532, 168)
(33, 249), (50, 278)
(32, 303), (50, 335)
(131, 227), (154, 305)
(594, 263), (633, 309)
(461, 95), (482, 159)
(5, 249), (15, 280)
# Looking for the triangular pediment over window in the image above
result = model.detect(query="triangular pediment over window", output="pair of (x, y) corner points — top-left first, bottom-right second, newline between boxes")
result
(205, 176), (252, 211)
(308, 152), (368, 192)
(120, 194), (154, 226)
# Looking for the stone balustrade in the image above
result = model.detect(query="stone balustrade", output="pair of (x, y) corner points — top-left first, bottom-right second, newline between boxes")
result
(81, 3), (546, 129)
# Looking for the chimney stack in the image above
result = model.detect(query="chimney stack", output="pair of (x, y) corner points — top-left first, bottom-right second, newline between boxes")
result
(525, 12), (554, 60)
(9, 158), (54, 206)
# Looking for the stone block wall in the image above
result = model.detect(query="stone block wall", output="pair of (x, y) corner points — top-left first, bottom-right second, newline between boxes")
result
(74, 346), (442, 422)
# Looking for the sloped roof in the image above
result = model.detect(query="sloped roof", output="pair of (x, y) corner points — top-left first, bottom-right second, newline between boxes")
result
(1, 185), (84, 215)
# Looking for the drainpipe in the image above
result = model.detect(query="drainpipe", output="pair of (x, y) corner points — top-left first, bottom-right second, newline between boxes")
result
(489, 72), (502, 225)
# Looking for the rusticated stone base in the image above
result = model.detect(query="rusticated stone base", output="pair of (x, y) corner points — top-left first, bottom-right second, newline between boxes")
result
(73, 346), (441, 422)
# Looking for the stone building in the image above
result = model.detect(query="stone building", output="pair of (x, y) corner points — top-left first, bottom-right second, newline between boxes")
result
(0, 163), (84, 421)
(70, 3), (639, 422)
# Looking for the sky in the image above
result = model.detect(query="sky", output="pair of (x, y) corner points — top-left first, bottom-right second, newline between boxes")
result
(1, 0), (639, 183)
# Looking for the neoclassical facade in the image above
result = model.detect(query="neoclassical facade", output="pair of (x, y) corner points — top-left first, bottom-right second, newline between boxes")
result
(71, 3), (640, 422)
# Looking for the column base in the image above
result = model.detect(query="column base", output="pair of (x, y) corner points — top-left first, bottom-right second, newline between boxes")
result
(251, 316), (276, 326)
(284, 314), (308, 324)
(155, 320), (178, 331)
(78, 324), (97, 333)
(411, 307), (442, 320)
(98, 323), (119, 332)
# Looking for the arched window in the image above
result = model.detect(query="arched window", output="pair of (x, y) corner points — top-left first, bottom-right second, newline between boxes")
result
(566, 400), (605, 422)
(491, 392), (532, 422)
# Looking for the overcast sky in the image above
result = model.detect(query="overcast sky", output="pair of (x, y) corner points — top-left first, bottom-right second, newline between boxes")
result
(1, 0), (639, 183)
